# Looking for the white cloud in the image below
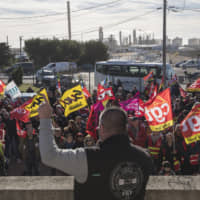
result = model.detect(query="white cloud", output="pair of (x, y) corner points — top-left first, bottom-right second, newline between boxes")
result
(0, 0), (200, 47)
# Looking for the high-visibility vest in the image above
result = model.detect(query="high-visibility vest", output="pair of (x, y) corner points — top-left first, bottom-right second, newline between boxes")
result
(173, 156), (181, 172)
(148, 136), (162, 159)
(0, 128), (5, 144)
(190, 154), (199, 166)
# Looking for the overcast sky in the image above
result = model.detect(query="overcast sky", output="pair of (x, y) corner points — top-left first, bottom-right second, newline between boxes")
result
(0, 0), (200, 48)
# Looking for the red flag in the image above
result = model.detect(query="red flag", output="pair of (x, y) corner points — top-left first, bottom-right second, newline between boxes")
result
(0, 80), (6, 95)
(187, 78), (200, 92)
(10, 98), (32, 123)
(144, 88), (173, 132)
(144, 71), (154, 82)
(82, 86), (91, 99)
(179, 86), (187, 98)
(135, 99), (145, 117)
(16, 120), (27, 138)
(97, 84), (115, 102)
(158, 76), (164, 92)
(86, 101), (104, 140)
(181, 104), (200, 144)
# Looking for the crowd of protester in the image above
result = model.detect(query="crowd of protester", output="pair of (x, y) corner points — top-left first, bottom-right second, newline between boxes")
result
(0, 78), (200, 177)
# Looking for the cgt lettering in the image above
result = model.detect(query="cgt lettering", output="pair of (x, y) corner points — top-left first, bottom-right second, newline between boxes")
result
(182, 115), (200, 133)
(145, 103), (170, 123)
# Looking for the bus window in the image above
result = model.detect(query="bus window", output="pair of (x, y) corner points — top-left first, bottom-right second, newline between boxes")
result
(96, 64), (106, 73)
(106, 65), (121, 75)
(120, 65), (129, 76)
(129, 66), (140, 77)
(140, 67), (149, 77)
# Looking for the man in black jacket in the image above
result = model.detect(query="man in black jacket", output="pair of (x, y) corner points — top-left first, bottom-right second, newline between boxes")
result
(39, 98), (153, 200)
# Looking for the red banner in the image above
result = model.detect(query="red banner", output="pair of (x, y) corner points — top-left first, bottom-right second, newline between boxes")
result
(144, 71), (154, 82)
(179, 86), (187, 98)
(144, 88), (173, 132)
(0, 80), (6, 95)
(187, 78), (200, 92)
(97, 84), (115, 102)
(181, 104), (200, 144)
(82, 86), (91, 99)
(10, 98), (32, 123)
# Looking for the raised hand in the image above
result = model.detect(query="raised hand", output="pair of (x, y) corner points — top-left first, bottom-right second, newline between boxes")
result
(38, 94), (53, 119)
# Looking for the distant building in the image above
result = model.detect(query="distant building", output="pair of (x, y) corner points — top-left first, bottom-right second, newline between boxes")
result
(188, 38), (200, 47)
(104, 34), (118, 52)
(99, 27), (104, 42)
(172, 37), (183, 47)
(133, 29), (137, 44)
(119, 31), (122, 46)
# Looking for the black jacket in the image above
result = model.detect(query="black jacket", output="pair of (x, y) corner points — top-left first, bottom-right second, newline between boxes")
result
(75, 134), (153, 200)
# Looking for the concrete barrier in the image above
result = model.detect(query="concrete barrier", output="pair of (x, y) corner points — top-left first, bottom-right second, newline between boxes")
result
(145, 176), (200, 200)
(0, 176), (74, 200)
(0, 176), (200, 200)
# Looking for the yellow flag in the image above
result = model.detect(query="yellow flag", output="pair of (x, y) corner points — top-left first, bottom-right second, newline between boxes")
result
(60, 85), (87, 117)
(25, 88), (49, 118)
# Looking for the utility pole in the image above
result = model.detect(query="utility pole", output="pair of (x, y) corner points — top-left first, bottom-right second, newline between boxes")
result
(6, 36), (9, 46)
(19, 36), (23, 56)
(67, 1), (71, 40)
(163, 0), (167, 87)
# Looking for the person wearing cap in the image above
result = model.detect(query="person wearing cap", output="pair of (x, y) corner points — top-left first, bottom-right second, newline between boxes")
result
(39, 100), (153, 200)
(128, 116), (147, 148)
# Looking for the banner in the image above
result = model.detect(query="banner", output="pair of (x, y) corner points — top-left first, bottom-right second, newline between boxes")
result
(25, 88), (48, 118)
(97, 84), (115, 102)
(187, 78), (200, 92)
(168, 74), (177, 87)
(10, 98), (32, 123)
(82, 86), (91, 99)
(144, 88), (173, 132)
(144, 71), (154, 82)
(5, 81), (21, 100)
(0, 80), (6, 95)
(179, 86), (187, 98)
(181, 104), (200, 144)
(86, 101), (104, 140)
(119, 97), (139, 112)
(158, 76), (164, 92)
(60, 85), (88, 117)
(16, 120), (27, 138)
(135, 99), (145, 117)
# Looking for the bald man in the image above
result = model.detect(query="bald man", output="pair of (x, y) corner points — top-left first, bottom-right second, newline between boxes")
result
(39, 100), (153, 200)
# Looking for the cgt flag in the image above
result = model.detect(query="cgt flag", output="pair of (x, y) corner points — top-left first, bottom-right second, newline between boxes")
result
(181, 104), (200, 144)
(25, 88), (49, 118)
(0, 80), (6, 95)
(60, 85), (88, 117)
(144, 88), (173, 132)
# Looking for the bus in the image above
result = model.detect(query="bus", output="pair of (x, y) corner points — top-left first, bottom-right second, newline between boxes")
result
(95, 60), (175, 92)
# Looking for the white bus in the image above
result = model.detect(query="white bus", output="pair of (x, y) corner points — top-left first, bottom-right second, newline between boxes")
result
(95, 60), (175, 92)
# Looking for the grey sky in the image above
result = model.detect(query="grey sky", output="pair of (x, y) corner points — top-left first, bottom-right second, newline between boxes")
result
(0, 0), (199, 47)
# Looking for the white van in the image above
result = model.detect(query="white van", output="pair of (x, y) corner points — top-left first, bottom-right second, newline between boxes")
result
(43, 62), (77, 73)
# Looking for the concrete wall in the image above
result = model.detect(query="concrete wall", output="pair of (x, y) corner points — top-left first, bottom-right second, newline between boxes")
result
(145, 176), (200, 200)
(0, 176), (74, 200)
(0, 176), (200, 200)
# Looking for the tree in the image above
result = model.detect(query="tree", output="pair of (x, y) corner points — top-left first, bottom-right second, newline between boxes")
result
(0, 43), (13, 67)
(79, 40), (109, 65)
(10, 66), (23, 86)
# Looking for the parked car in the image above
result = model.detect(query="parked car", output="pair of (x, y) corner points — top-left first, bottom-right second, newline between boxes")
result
(5, 62), (34, 75)
(175, 60), (187, 68)
(35, 69), (56, 85)
(181, 60), (200, 69)
(42, 62), (77, 73)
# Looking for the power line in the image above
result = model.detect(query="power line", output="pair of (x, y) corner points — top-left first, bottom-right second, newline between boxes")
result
(24, 8), (159, 40)
(0, 0), (123, 21)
